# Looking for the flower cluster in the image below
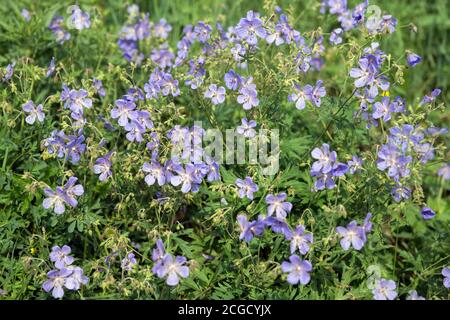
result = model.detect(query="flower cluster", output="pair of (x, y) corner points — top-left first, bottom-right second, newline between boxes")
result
(43, 245), (88, 299)
(42, 177), (84, 215)
(236, 189), (314, 286)
(377, 124), (445, 202)
(142, 125), (220, 193)
(310, 143), (349, 191)
(43, 129), (86, 164)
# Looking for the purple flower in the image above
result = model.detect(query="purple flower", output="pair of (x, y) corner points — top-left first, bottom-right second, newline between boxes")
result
(288, 225), (313, 255)
(159, 73), (180, 97)
(193, 21), (212, 43)
(46, 57), (56, 77)
(377, 144), (411, 180)
(236, 118), (257, 138)
(288, 84), (308, 110)
(438, 163), (450, 180)
(143, 161), (166, 186)
(336, 215), (371, 251)
(204, 84), (226, 105)
(237, 87), (259, 110)
(235, 176), (258, 200)
(264, 216), (292, 238)
(237, 214), (265, 242)
(406, 290), (425, 300)
(151, 239), (166, 277)
(50, 245), (74, 269)
(391, 185), (411, 202)
(330, 28), (343, 45)
(62, 88), (92, 120)
(93, 152), (113, 181)
(49, 16), (71, 44)
(42, 268), (72, 299)
(281, 255), (312, 285)
(121, 253), (137, 271)
(93, 78), (106, 97)
(406, 52), (422, 67)
(265, 193), (292, 219)
(372, 96), (393, 122)
(372, 279), (397, 300)
(224, 70), (242, 90)
(152, 239), (166, 262)
(171, 164), (201, 193)
(442, 267), (450, 288)
(70, 6), (90, 30)
(125, 119), (145, 143)
(43, 186), (66, 215)
(235, 11), (266, 45)
(153, 19), (172, 39)
(158, 254), (190, 286)
(65, 134), (86, 164)
(311, 143), (337, 174)
(420, 207), (435, 220)
(21, 9), (31, 22)
(304, 80), (326, 107)
(62, 177), (84, 207)
(111, 99), (136, 126)
(151, 48), (174, 69)
(205, 158), (221, 182)
(420, 89), (441, 105)
(378, 15), (397, 34)
(347, 156), (363, 174)
(328, 0), (347, 15)
(22, 100), (45, 124)
(350, 57), (376, 88)
(65, 266), (88, 290)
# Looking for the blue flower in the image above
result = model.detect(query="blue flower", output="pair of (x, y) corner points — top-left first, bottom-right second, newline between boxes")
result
(420, 207), (435, 220)
(265, 193), (292, 219)
(235, 176), (258, 200)
(237, 118), (257, 138)
(70, 5), (90, 30)
(93, 152), (113, 181)
(438, 163), (450, 180)
(224, 70), (242, 90)
(281, 255), (312, 285)
(406, 52), (422, 67)
(372, 279), (397, 300)
(143, 161), (166, 186)
(235, 11), (266, 45)
(304, 80), (326, 107)
(336, 221), (366, 250)
(330, 28), (343, 45)
(157, 254), (190, 286)
(46, 57), (56, 77)
(406, 290), (425, 300)
(22, 100), (45, 125)
(288, 225), (313, 255)
(121, 253), (137, 271)
(442, 267), (450, 288)
(288, 84), (308, 110)
(237, 214), (265, 242)
(204, 84), (226, 105)
(50, 245), (74, 269)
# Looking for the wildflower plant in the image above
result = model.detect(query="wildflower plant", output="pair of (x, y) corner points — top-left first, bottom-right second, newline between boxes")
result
(0, 0), (448, 301)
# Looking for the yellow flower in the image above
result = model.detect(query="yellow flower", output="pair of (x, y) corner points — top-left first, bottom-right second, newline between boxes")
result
(381, 91), (390, 97)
